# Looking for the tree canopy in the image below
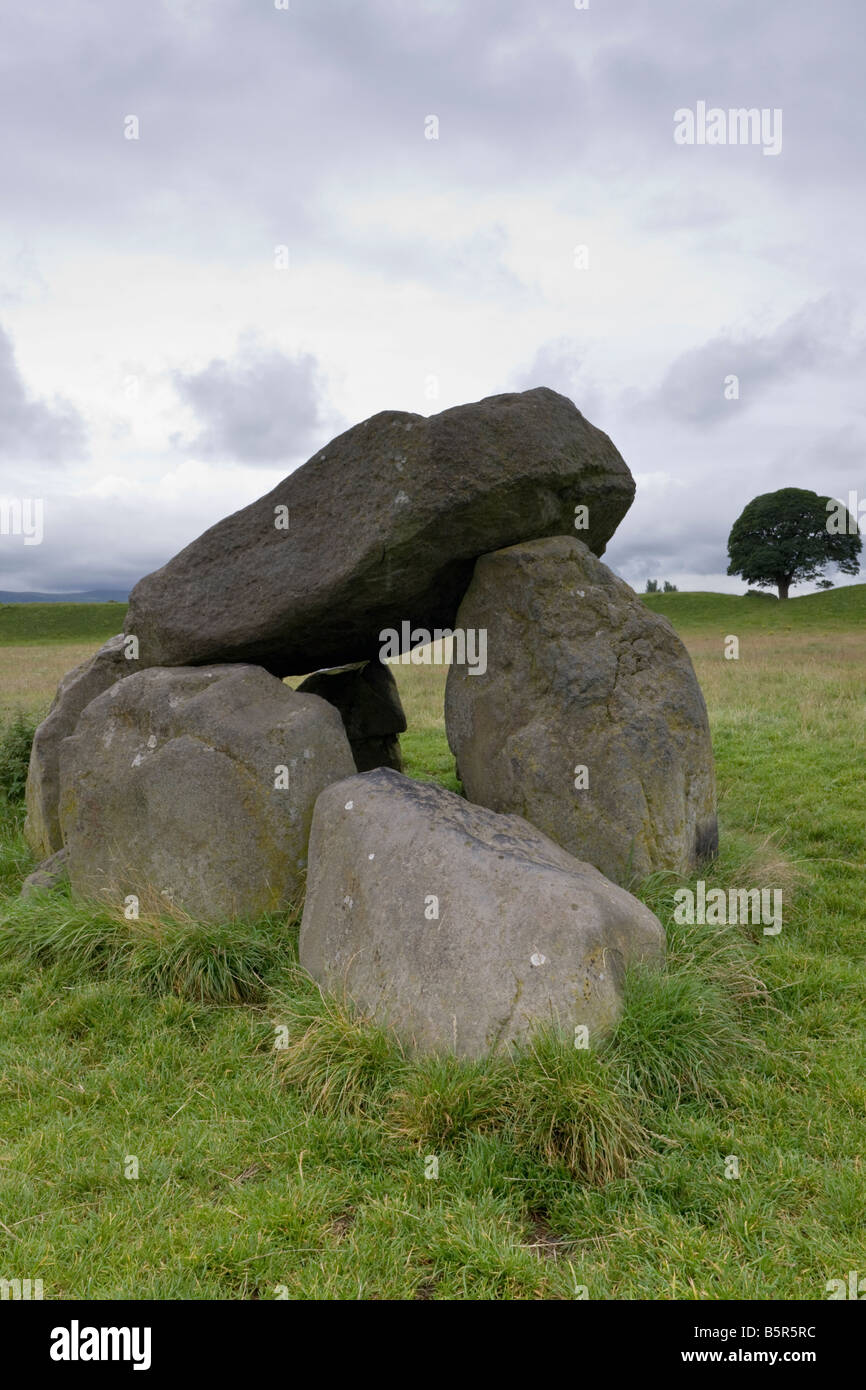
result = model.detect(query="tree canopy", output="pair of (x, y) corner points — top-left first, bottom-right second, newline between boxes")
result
(726, 487), (861, 599)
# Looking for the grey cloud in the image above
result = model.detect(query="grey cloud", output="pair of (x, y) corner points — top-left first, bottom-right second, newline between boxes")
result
(172, 337), (340, 465)
(5, 0), (866, 598)
(5, 0), (860, 252)
(607, 533), (734, 591)
(628, 297), (864, 426)
(511, 339), (604, 423)
(0, 323), (87, 462)
(605, 483), (731, 587)
(0, 484), (247, 594)
(330, 224), (529, 305)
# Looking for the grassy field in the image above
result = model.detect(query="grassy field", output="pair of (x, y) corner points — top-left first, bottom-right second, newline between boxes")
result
(643, 584), (866, 631)
(0, 590), (863, 1299)
(0, 601), (127, 648)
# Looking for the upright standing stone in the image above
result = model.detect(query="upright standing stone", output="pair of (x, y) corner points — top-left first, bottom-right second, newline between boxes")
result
(295, 659), (406, 772)
(24, 635), (133, 858)
(445, 537), (718, 884)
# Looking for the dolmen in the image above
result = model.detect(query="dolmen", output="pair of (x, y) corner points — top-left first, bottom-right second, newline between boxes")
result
(22, 387), (717, 1055)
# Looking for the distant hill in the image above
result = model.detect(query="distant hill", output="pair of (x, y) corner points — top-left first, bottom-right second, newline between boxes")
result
(642, 584), (866, 632)
(0, 589), (129, 604)
(0, 602), (128, 646)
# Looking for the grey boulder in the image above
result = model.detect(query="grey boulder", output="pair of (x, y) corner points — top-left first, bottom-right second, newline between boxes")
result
(295, 659), (406, 772)
(124, 388), (635, 675)
(299, 768), (665, 1058)
(24, 635), (137, 858)
(58, 664), (355, 921)
(445, 537), (718, 884)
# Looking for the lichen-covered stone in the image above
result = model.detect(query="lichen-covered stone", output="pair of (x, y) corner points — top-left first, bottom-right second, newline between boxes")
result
(25, 635), (133, 858)
(58, 663), (355, 921)
(125, 388), (635, 675)
(445, 537), (718, 884)
(299, 768), (665, 1058)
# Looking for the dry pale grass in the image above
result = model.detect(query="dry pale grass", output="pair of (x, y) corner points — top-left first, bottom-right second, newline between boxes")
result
(8, 628), (863, 769)
(0, 642), (99, 719)
(687, 629), (866, 743)
(387, 642), (452, 731)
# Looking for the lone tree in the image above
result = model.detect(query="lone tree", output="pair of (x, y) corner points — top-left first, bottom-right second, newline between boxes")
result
(726, 487), (861, 600)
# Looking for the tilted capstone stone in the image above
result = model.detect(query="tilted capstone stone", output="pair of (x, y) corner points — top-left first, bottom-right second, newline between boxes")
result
(124, 388), (635, 675)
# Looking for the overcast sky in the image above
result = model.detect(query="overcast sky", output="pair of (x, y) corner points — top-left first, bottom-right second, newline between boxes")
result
(1, 0), (863, 596)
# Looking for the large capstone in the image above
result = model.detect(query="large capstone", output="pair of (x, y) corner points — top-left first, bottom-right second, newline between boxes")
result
(125, 388), (635, 675)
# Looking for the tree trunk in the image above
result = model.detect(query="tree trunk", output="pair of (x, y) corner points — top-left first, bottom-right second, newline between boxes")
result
(777, 577), (790, 600)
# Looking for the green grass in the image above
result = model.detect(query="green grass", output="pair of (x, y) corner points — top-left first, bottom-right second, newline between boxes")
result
(0, 710), (37, 808)
(0, 594), (864, 1299)
(0, 586), (860, 646)
(642, 581), (866, 632)
(0, 601), (127, 647)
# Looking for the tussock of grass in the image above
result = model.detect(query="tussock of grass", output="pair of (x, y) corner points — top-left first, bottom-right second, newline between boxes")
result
(0, 892), (299, 1004)
(1, 894), (127, 972)
(385, 1054), (512, 1148)
(609, 966), (743, 1103)
(638, 866), (771, 1005)
(272, 984), (407, 1116)
(272, 990), (654, 1184)
(506, 1033), (649, 1182)
(127, 918), (294, 1005)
